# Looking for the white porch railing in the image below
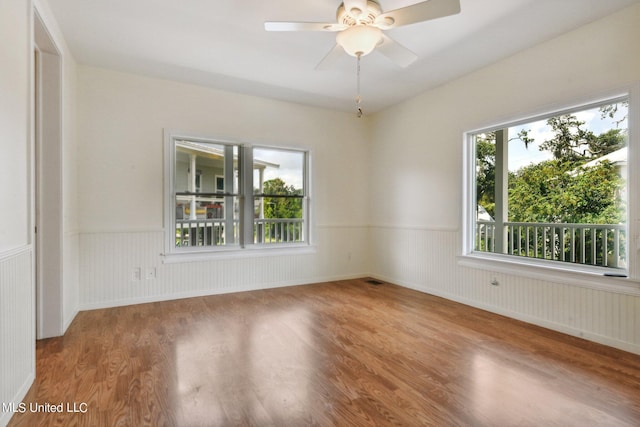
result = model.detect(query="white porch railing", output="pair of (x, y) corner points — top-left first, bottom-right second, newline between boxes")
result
(476, 221), (626, 268)
(254, 218), (304, 244)
(176, 218), (304, 247)
(176, 219), (237, 247)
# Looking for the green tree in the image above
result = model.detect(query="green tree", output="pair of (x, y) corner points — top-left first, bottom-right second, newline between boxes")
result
(509, 160), (624, 224)
(538, 115), (596, 163)
(262, 178), (302, 219)
(475, 130), (535, 218)
(538, 114), (625, 164)
(510, 112), (626, 224)
(475, 132), (496, 217)
(259, 178), (303, 242)
(589, 128), (626, 158)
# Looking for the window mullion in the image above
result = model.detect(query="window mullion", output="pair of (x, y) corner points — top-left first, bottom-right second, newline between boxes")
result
(239, 146), (254, 247)
(223, 144), (236, 245)
(303, 151), (310, 243)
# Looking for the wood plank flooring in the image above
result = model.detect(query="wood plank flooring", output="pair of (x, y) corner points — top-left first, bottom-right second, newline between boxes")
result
(8, 278), (640, 426)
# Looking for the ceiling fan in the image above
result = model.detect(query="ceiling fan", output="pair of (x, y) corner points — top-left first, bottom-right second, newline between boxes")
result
(264, 0), (461, 69)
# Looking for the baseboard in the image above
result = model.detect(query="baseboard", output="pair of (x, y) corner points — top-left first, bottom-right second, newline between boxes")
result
(79, 273), (368, 311)
(63, 307), (78, 334)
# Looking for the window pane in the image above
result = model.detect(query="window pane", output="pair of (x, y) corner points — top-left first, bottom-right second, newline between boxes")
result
(174, 196), (239, 247)
(174, 140), (239, 248)
(473, 100), (628, 269)
(174, 141), (238, 194)
(253, 148), (306, 244)
(253, 148), (304, 195)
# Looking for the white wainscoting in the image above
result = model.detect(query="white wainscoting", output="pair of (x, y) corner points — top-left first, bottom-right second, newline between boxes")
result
(0, 246), (34, 427)
(63, 232), (80, 331)
(370, 226), (640, 355)
(79, 226), (370, 310)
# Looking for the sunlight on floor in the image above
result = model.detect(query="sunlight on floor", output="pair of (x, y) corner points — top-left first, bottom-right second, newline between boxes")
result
(175, 307), (314, 425)
(470, 351), (628, 426)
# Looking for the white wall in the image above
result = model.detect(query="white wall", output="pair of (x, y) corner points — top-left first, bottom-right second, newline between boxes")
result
(0, 3), (30, 253)
(0, 0), (35, 425)
(369, 4), (640, 354)
(77, 67), (371, 308)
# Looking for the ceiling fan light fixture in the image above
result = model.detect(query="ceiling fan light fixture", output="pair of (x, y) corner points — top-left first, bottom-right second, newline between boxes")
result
(336, 25), (382, 57)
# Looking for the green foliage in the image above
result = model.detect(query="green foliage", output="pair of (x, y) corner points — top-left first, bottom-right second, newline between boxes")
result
(510, 112), (626, 224)
(475, 133), (496, 217)
(538, 115), (596, 163)
(513, 128), (535, 148)
(508, 160), (625, 224)
(261, 178), (303, 219)
(538, 115), (625, 163)
(591, 128), (626, 158)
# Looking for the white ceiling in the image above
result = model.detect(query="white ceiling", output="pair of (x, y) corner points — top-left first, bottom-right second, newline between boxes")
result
(47, 0), (640, 114)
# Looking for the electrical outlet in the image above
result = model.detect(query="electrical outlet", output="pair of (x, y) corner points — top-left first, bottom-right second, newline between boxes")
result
(132, 267), (141, 281)
(145, 267), (157, 280)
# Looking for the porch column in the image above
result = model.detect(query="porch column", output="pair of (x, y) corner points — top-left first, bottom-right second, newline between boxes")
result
(494, 129), (509, 253)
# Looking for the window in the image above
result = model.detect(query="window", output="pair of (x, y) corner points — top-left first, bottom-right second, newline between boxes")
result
(253, 147), (307, 244)
(464, 96), (630, 274)
(171, 139), (240, 248)
(164, 131), (310, 257)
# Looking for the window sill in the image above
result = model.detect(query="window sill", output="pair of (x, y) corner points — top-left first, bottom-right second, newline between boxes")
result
(162, 244), (317, 264)
(458, 252), (640, 296)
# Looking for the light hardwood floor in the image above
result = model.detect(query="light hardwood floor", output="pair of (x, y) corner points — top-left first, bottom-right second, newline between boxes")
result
(8, 278), (640, 426)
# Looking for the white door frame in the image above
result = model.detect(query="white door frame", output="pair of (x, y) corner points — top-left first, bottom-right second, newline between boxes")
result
(33, 10), (64, 339)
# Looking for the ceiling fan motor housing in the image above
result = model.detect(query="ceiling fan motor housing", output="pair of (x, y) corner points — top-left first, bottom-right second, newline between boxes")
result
(337, 1), (382, 26)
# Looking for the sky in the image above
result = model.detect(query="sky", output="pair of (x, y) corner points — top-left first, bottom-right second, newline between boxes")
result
(253, 147), (304, 190)
(507, 101), (628, 171)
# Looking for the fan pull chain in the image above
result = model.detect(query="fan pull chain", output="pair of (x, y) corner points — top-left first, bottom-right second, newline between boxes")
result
(356, 52), (363, 118)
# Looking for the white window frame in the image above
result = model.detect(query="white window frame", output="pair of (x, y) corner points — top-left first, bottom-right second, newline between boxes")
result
(163, 130), (313, 263)
(460, 86), (640, 294)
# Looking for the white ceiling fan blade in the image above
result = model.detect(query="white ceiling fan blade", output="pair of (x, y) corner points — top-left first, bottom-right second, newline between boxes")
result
(264, 22), (346, 32)
(375, 0), (460, 29)
(343, 0), (368, 18)
(377, 34), (418, 68)
(315, 44), (345, 70)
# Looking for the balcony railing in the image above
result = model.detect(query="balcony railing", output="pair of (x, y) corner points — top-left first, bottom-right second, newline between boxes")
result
(176, 219), (237, 247)
(476, 221), (626, 268)
(176, 218), (304, 247)
(254, 218), (304, 244)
